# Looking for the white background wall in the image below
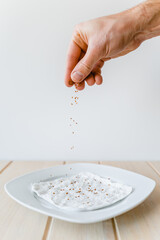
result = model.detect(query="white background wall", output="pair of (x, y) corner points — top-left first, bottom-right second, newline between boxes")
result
(0, 0), (160, 161)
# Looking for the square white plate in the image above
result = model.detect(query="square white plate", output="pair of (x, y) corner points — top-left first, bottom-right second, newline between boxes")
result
(5, 163), (155, 224)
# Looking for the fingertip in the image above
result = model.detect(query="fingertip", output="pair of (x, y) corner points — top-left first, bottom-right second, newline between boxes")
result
(75, 81), (85, 91)
(65, 79), (74, 87)
(86, 74), (95, 86)
(95, 74), (103, 85)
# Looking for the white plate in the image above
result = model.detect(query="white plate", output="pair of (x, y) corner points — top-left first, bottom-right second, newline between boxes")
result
(5, 163), (155, 224)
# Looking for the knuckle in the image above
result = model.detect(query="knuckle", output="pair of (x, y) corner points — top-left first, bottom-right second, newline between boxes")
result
(133, 36), (142, 46)
(73, 23), (81, 33)
(80, 61), (92, 72)
(95, 61), (103, 68)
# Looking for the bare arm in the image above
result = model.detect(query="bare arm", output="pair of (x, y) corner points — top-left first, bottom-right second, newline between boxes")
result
(65, 0), (160, 90)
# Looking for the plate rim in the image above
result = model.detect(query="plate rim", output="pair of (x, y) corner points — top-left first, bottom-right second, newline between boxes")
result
(4, 163), (156, 224)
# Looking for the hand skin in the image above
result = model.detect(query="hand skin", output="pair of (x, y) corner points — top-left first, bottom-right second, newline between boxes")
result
(64, 0), (160, 90)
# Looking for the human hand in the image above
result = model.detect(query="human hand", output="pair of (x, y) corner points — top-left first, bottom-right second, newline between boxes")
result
(64, 0), (160, 90)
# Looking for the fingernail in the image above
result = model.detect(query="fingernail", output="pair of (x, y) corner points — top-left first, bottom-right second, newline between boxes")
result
(72, 71), (83, 82)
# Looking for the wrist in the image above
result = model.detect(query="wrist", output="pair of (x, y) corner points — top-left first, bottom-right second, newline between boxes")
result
(131, 0), (160, 40)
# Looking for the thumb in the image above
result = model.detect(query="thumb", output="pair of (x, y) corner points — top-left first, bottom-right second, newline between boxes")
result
(71, 47), (100, 83)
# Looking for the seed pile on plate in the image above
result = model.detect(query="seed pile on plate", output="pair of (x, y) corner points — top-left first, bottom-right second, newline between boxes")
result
(32, 172), (132, 211)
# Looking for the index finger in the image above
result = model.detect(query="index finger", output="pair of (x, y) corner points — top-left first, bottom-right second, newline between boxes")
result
(64, 40), (81, 87)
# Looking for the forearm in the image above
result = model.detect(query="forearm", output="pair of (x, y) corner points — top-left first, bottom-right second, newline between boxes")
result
(132, 0), (160, 41)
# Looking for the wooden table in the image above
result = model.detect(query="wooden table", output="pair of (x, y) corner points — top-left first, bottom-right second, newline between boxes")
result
(1, 161), (160, 240)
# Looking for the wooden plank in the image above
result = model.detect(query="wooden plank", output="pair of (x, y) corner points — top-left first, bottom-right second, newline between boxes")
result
(148, 161), (160, 176)
(0, 161), (61, 240)
(0, 161), (12, 173)
(102, 161), (160, 240)
(48, 219), (116, 240)
(47, 161), (116, 240)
